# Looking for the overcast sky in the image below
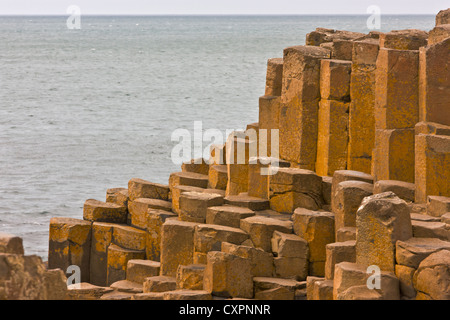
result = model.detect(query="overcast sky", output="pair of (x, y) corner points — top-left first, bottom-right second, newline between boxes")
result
(0, 0), (447, 15)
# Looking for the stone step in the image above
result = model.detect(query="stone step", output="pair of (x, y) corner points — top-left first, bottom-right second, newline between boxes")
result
(0, 232), (24, 254)
(171, 185), (205, 214)
(412, 220), (450, 241)
(143, 276), (177, 293)
(112, 224), (146, 251)
(99, 291), (133, 300)
(176, 264), (206, 290)
(396, 237), (450, 269)
(240, 215), (293, 252)
(224, 193), (270, 211)
(66, 283), (114, 300)
(110, 280), (143, 294)
(169, 171), (209, 191)
(132, 292), (165, 300)
(253, 277), (305, 298)
(163, 290), (212, 300)
(181, 158), (210, 176)
(194, 224), (249, 264)
(206, 205), (255, 229)
(126, 259), (161, 284)
(128, 178), (170, 201)
(83, 199), (127, 224)
(179, 191), (224, 223)
(107, 244), (145, 286)
(208, 165), (228, 190)
(128, 198), (172, 229)
(106, 188), (128, 207)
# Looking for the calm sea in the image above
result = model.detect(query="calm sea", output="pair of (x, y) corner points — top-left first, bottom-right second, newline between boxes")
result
(0, 15), (435, 259)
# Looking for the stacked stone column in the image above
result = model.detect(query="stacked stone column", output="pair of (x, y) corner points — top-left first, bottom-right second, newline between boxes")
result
(279, 45), (330, 170)
(373, 35), (422, 183)
(315, 59), (351, 177)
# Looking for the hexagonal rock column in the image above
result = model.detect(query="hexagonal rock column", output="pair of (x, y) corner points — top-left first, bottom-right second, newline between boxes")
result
(221, 242), (274, 278)
(106, 244), (145, 286)
(271, 231), (309, 280)
(331, 170), (374, 214)
(203, 251), (253, 299)
(181, 158), (210, 176)
(193, 224), (249, 264)
(325, 241), (356, 280)
(293, 208), (335, 276)
(269, 168), (323, 214)
(48, 217), (92, 283)
(259, 95), (281, 157)
(419, 37), (450, 126)
(348, 39), (379, 173)
(176, 264), (205, 290)
(333, 180), (373, 237)
(208, 164), (227, 191)
(279, 45), (330, 170)
(146, 209), (177, 262)
(160, 219), (198, 278)
(415, 134), (450, 203)
(126, 260), (160, 284)
(225, 136), (255, 196)
(179, 191), (224, 223)
(90, 222), (115, 286)
(128, 198), (172, 230)
(379, 29), (428, 51)
(333, 262), (400, 300)
(0, 232), (24, 254)
(427, 196), (450, 217)
(206, 206), (255, 229)
(128, 178), (170, 201)
(106, 188), (128, 207)
(315, 99), (350, 177)
(240, 215), (293, 252)
(83, 199), (127, 224)
(413, 250), (450, 300)
(356, 192), (413, 273)
(373, 180), (415, 203)
(265, 58), (283, 96)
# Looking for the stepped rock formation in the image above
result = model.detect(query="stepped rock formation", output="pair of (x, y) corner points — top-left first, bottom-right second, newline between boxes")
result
(2, 8), (450, 301)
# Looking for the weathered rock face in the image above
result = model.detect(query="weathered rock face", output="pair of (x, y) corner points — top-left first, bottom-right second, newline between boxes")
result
(415, 134), (450, 203)
(240, 216), (293, 252)
(356, 192), (413, 272)
(269, 168), (323, 213)
(435, 8), (450, 25)
(0, 232), (24, 255)
(279, 45), (330, 170)
(128, 178), (170, 201)
(203, 251), (253, 299)
(419, 37), (450, 126)
(333, 262), (400, 300)
(379, 29), (428, 50)
(413, 250), (450, 300)
(348, 40), (379, 173)
(48, 217), (92, 283)
(160, 219), (198, 277)
(265, 58), (284, 96)
(293, 208), (335, 276)
(83, 199), (127, 224)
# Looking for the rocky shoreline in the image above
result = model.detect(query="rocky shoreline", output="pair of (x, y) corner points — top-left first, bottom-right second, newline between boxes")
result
(1, 8), (449, 300)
